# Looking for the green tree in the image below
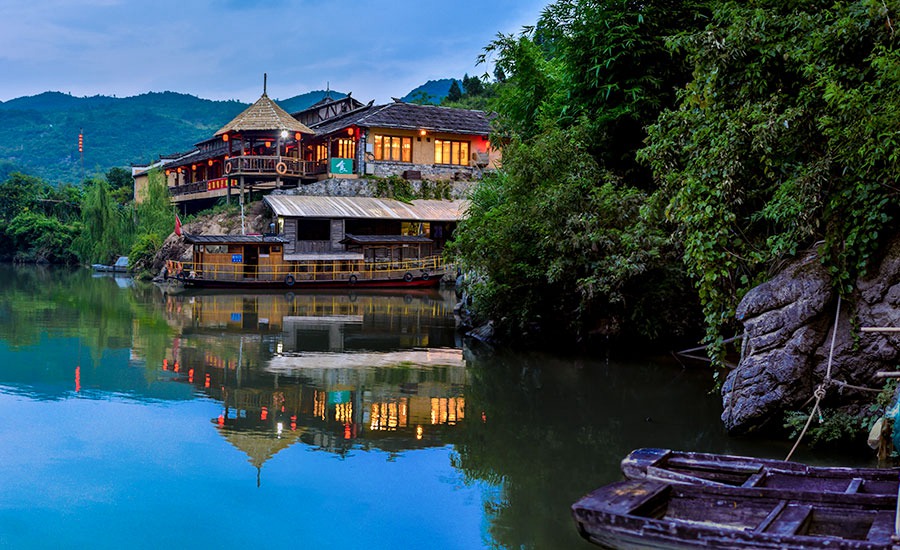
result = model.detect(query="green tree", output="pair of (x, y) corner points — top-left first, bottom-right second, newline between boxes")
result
(446, 80), (463, 102)
(73, 177), (132, 263)
(455, 0), (710, 346)
(130, 167), (174, 268)
(640, 0), (900, 360)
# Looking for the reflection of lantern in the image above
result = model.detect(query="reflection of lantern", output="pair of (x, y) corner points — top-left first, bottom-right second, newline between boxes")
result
(222, 134), (229, 142)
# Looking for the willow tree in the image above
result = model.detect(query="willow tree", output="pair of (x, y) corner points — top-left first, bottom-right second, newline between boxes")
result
(72, 177), (133, 263)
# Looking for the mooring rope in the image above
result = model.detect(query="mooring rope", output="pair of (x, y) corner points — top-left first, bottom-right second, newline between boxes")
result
(785, 295), (841, 462)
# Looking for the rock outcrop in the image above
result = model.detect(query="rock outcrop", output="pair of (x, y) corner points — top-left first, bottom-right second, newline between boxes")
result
(724, 236), (900, 434)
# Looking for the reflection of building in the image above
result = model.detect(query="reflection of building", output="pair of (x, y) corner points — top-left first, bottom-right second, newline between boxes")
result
(140, 289), (467, 479)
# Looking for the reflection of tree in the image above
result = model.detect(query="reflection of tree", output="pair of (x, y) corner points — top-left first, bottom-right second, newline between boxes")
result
(0, 265), (179, 397)
(446, 349), (725, 549)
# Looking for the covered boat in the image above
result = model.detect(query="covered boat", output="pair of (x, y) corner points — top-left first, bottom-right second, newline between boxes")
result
(166, 233), (446, 289)
(572, 478), (900, 549)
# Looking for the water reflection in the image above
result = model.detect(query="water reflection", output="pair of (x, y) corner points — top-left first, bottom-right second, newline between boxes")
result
(143, 288), (469, 475)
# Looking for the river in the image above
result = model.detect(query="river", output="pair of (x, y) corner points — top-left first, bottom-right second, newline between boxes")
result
(0, 265), (873, 548)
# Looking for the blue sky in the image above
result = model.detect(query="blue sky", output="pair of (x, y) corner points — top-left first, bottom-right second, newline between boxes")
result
(0, 0), (548, 103)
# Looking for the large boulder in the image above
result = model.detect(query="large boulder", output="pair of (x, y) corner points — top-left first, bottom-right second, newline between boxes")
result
(724, 236), (900, 434)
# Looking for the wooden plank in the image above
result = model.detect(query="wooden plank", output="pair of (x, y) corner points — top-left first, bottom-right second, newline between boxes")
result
(867, 510), (895, 541)
(742, 471), (767, 488)
(764, 504), (812, 536)
(845, 478), (863, 494)
(753, 500), (788, 533)
(646, 465), (731, 487)
(667, 456), (764, 475)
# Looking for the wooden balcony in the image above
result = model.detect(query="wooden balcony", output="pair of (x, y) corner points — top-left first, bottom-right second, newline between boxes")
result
(223, 156), (326, 178)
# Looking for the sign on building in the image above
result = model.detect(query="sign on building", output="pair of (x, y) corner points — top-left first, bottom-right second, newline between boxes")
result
(330, 158), (353, 175)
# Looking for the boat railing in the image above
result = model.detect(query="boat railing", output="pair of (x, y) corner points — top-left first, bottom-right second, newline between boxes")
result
(179, 255), (446, 283)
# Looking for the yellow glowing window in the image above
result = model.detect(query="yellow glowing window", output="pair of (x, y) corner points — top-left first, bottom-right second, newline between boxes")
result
(434, 139), (469, 166)
(373, 135), (412, 162)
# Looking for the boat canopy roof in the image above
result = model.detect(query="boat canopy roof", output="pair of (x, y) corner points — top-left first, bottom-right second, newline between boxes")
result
(184, 234), (288, 245)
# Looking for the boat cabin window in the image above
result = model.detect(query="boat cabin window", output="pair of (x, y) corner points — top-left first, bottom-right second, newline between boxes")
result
(205, 245), (228, 254)
(297, 219), (331, 241)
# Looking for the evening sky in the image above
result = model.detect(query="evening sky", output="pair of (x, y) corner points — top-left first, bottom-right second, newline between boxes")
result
(0, 0), (548, 103)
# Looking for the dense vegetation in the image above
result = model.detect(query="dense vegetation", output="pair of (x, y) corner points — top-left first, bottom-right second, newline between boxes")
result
(0, 90), (344, 184)
(453, 0), (900, 355)
(0, 167), (174, 268)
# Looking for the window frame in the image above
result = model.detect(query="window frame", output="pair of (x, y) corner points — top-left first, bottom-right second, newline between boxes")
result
(373, 135), (412, 162)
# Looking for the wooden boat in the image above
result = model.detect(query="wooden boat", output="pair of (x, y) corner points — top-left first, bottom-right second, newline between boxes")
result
(572, 478), (900, 549)
(620, 448), (899, 495)
(163, 234), (449, 290)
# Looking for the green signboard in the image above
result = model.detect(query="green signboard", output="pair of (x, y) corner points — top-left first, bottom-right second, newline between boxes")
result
(330, 157), (354, 175)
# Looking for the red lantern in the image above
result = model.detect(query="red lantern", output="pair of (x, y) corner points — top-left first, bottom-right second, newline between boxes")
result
(265, 141), (272, 148)
(222, 134), (229, 142)
(347, 127), (354, 136)
(208, 159), (214, 166)
(294, 132), (302, 140)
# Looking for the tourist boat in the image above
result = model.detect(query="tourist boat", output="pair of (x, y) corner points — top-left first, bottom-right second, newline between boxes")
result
(572, 478), (900, 549)
(164, 233), (449, 289)
(620, 448), (900, 494)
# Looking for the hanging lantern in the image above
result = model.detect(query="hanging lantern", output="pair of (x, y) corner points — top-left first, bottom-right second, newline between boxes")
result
(222, 133), (229, 142)
(265, 141), (272, 148)
(165, 169), (171, 176)
(208, 159), (214, 166)
(294, 132), (302, 141)
(347, 127), (354, 136)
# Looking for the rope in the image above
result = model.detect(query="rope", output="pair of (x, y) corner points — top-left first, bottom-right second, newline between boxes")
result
(785, 295), (841, 462)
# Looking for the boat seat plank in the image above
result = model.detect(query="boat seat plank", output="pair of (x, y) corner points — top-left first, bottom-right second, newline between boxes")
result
(867, 510), (896, 541)
(845, 477), (863, 494)
(763, 504), (812, 536)
(753, 500), (788, 533)
(742, 471), (767, 488)
(580, 480), (671, 517)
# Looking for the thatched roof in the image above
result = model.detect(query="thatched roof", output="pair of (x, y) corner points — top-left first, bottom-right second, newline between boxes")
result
(215, 93), (315, 136)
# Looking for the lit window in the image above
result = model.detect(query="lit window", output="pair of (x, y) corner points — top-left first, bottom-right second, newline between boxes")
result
(373, 135), (412, 162)
(434, 139), (470, 166)
(336, 138), (355, 159)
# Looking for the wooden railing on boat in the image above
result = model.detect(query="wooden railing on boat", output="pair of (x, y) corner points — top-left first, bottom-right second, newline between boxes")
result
(180, 255), (447, 284)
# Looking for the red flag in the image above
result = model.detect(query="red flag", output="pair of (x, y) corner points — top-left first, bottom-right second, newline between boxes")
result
(174, 212), (182, 236)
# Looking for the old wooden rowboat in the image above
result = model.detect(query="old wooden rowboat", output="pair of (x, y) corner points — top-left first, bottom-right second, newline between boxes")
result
(572, 478), (900, 549)
(620, 448), (899, 495)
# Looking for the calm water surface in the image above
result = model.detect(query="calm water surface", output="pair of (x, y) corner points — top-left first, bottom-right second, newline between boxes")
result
(0, 265), (869, 549)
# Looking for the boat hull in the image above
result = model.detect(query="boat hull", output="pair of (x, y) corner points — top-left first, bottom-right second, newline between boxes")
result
(573, 479), (900, 550)
(172, 274), (444, 290)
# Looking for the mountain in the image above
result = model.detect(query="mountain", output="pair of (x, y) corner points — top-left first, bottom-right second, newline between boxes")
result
(401, 79), (457, 104)
(0, 89), (346, 184)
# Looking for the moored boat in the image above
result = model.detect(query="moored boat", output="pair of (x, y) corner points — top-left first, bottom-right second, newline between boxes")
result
(621, 448), (899, 495)
(163, 233), (449, 290)
(572, 478), (900, 549)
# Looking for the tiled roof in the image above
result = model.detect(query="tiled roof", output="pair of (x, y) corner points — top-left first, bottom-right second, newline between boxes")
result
(309, 101), (492, 137)
(215, 93), (315, 136)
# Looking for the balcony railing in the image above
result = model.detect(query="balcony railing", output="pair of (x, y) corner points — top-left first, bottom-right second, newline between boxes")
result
(223, 156), (326, 178)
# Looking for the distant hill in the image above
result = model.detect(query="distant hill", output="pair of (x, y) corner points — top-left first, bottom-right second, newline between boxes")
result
(0, 89), (345, 184)
(401, 79), (457, 104)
